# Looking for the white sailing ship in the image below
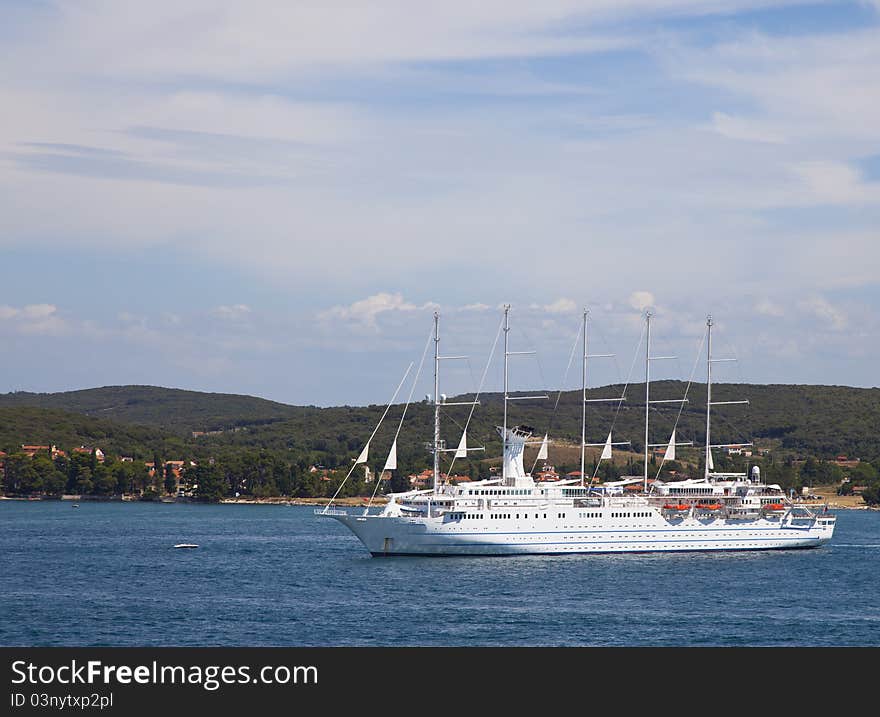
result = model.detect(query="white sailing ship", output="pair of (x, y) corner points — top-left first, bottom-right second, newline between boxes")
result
(318, 307), (836, 556)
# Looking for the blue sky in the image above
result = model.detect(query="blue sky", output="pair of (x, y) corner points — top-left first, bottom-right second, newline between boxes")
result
(1, 1), (879, 405)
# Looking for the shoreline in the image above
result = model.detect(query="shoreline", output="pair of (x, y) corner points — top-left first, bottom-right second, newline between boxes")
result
(1, 493), (874, 510)
(0, 494), (388, 506)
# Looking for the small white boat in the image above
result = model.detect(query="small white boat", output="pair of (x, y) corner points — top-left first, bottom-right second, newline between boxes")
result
(72, 504), (80, 509)
(173, 543), (199, 549)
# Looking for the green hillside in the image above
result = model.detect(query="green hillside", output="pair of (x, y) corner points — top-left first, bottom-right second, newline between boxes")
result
(0, 385), (306, 434)
(0, 406), (181, 458)
(2, 383), (878, 502)
(192, 381), (880, 463)
(1, 382), (878, 463)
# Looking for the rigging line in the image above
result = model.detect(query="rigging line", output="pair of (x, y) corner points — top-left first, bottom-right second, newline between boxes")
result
(653, 325), (707, 483)
(530, 316), (582, 475)
(589, 320), (646, 486)
(365, 327), (433, 509)
(445, 313), (505, 479)
(514, 321), (549, 394)
(323, 360), (413, 511)
(592, 318), (625, 392)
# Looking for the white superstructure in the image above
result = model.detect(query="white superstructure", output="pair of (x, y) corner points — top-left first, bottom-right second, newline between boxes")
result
(318, 308), (836, 556)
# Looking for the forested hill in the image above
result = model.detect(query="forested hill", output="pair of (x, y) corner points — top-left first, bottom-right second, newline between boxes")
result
(0, 407), (180, 458)
(1, 382), (878, 461)
(0, 385), (310, 433)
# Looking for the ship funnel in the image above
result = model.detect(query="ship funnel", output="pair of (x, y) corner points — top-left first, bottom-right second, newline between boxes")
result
(750, 465), (760, 483)
(497, 426), (535, 488)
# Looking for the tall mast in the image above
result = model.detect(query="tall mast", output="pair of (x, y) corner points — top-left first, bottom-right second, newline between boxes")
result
(502, 304), (510, 480)
(644, 311), (652, 493)
(433, 311), (441, 493)
(580, 308), (588, 487)
(705, 315), (712, 481)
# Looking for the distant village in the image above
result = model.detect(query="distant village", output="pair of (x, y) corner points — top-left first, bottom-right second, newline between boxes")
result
(0, 439), (875, 502)
(0, 443), (197, 497)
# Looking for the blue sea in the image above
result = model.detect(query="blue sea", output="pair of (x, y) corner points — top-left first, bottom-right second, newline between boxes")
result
(1, 502), (878, 646)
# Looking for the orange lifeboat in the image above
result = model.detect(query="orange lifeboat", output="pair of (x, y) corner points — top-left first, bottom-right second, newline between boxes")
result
(663, 503), (690, 511)
(695, 503), (723, 511)
(763, 503), (785, 511)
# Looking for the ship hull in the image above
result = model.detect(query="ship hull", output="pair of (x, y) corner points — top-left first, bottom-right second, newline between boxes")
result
(324, 513), (835, 557)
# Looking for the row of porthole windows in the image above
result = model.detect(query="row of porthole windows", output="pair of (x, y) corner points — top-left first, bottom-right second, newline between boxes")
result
(611, 512), (652, 518)
(452, 513), (552, 521)
(464, 489), (534, 496)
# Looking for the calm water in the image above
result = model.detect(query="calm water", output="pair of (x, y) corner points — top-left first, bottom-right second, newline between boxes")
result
(1, 501), (878, 646)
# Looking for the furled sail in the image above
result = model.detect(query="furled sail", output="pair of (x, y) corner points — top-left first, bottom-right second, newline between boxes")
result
(383, 439), (397, 471)
(663, 430), (676, 462)
(355, 442), (369, 465)
(600, 431), (613, 461)
(707, 448), (714, 471)
(454, 430), (468, 459)
(536, 434), (549, 461)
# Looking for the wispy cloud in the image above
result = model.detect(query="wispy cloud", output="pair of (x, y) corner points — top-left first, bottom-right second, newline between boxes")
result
(319, 292), (434, 331)
(754, 299), (784, 318)
(212, 304), (253, 321)
(0, 304), (67, 335)
(628, 291), (655, 312)
(798, 295), (847, 331)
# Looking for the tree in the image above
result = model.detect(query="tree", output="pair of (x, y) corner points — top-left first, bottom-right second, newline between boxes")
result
(75, 467), (94, 494)
(191, 463), (227, 502)
(32, 455), (65, 495)
(389, 471), (410, 494)
(92, 465), (118, 495)
(861, 486), (880, 506)
(164, 463), (177, 495)
(2, 454), (40, 494)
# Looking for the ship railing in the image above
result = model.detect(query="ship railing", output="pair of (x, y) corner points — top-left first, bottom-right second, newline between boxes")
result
(314, 507), (349, 516)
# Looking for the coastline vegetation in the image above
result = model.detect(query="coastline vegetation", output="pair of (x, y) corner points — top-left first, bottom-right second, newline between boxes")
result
(1, 384), (879, 504)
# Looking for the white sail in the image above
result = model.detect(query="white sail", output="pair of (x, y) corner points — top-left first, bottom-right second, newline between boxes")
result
(536, 434), (549, 461)
(355, 442), (369, 465)
(663, 430), (676, 462)
(707, 447), (714, 471)
(454, 430), (468, 459)
(600, 431), (613, 461)
(383, 439), (397, 471)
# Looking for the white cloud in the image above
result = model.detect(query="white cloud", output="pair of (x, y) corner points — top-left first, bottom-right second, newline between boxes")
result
(710, 112), (785, 144)
(754, 299), (784, 317)
(0, 303), (67, 335)
(792, 161), (880, 206)
(798, 296), (847, 331)
(319, 292), (426, 330)
(628, 291), (655, 312)
(20, 304), (58, 320)
(543, 298), (578, 314)
(212, 304), (253, 321)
